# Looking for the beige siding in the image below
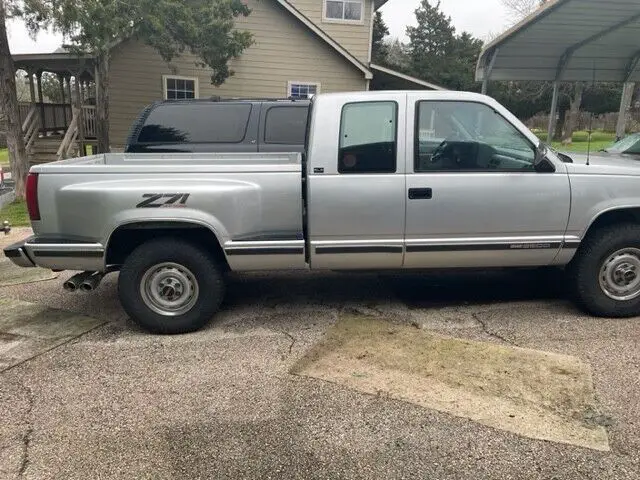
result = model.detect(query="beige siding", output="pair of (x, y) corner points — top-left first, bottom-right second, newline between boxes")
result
(108, 0), (367, 148)
(288, 0), (373, 64)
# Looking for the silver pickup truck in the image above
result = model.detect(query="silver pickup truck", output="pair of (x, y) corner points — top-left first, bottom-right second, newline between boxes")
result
(5, 91), (640, 333)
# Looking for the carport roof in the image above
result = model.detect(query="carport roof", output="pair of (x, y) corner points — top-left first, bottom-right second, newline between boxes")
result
(476, 0), (640, 83)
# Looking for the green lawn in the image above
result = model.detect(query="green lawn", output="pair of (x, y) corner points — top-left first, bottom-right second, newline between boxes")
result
(0, 200), (29, 227)
(0, 148), (8, 168)
(533, 130), (617, 154)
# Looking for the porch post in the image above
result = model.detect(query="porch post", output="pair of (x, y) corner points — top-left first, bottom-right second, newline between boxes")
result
(74, 75), (86, 155)
(36, 70), (45, 134)
(58, 73), (67, 125)
(65, 76), (72, 103)
(65, 76), (72, 129)
(27, 71), (36, 103)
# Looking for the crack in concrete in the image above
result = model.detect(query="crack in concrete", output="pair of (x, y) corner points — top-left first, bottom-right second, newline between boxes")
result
(282, 331), (296, 355)
(18, 384), (34, 477)
(472, 312), (518, 346)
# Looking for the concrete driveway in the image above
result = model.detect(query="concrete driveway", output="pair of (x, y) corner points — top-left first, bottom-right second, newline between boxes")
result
(0, 231), (639, 479)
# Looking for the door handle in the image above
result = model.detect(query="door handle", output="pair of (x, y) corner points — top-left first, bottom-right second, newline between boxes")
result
(408, 188), (432, 200)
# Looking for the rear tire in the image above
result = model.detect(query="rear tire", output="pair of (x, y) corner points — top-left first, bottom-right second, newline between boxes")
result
(569, 224), (640, 318)
(118, 238), (225, 334)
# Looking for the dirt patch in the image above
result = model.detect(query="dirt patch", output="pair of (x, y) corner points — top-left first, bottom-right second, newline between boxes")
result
(292, 315), (610, 451)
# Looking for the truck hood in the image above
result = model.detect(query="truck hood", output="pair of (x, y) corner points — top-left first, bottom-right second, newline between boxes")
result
(563, 152), (640, 176)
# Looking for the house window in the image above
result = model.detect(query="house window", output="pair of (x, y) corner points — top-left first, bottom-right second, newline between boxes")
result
(288, 82), (320, 99)
(324, 0), (363, 22)
(163, 75), (199, 100)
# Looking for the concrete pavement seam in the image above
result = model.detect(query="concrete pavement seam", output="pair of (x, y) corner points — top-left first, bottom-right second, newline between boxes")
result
(472, 312), (518, 346)
(18, 383), (33, 478)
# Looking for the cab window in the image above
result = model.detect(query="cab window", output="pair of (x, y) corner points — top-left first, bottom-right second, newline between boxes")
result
(338, 101), (397, 174)
(415, 101), (536, 172)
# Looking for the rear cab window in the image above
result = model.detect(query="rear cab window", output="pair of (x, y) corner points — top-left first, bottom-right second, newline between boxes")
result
(137, 103), (253, 144)
(338, 101), (398, 174)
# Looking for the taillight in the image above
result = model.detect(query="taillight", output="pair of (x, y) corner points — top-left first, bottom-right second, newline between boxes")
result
(26, 173), (40, 221)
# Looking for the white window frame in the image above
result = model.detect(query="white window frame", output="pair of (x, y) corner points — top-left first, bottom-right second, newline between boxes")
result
(287, 81), (321, 99)
(323, 0), (364, 24)
(162, 75), (200, 100)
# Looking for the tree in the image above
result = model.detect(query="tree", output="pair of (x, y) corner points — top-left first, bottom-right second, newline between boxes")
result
(406, 1), (483, 90)
(371, 11), (389, 64)
(562, 82), (584, 144)
(384, 38), (410, 72)
(40, 72), (65, 103)
(0, 0), (28, 198)
(18, 0), (254, 153)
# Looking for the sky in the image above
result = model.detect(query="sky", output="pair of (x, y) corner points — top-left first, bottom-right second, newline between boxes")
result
(6, 0), (512, 54)
(380, 0), (511, 42)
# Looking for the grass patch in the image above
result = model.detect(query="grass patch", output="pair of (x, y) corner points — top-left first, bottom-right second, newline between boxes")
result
(551, 140), (613, 153)
(0, 148), (8, 168)
(0, 200), (30, 227)
(535, 130), (617, 154)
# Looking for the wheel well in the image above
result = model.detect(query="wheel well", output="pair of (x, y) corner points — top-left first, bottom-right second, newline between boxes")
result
(585, 208), (640, 239)
(106, 222), (229, 270)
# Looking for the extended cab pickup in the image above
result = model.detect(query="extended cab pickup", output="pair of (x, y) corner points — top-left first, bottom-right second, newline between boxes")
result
(6, 91), (640, 333)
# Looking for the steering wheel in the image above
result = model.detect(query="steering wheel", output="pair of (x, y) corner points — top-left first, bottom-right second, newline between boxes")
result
(431, 140), (450, 163)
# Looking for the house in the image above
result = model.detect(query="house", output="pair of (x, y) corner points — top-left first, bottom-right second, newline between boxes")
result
(12, 0), (442, 162)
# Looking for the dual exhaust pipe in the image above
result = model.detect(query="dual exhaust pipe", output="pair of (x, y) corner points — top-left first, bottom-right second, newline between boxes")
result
(63, 271), (105, 293)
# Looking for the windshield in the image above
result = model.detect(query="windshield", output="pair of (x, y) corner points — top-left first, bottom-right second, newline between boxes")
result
(605, 133), (640, 154)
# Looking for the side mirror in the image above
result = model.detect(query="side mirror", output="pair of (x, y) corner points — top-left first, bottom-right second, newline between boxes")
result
(533, 146), (556, 173)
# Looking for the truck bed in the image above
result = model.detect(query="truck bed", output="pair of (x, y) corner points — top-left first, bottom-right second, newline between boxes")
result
(26, 151), (305, 272)
(31, 152), (302, 174)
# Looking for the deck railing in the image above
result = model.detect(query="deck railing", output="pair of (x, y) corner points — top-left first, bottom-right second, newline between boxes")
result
(82, 106), (97, 139)
(21, 106), (40, 152)
(19, 102), (73, 133)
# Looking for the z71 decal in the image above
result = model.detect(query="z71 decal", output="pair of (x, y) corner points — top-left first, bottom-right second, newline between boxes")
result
(136, 193), (191, 209)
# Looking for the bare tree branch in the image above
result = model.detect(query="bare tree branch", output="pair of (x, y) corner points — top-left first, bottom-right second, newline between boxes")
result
(502, 0), (548, 21)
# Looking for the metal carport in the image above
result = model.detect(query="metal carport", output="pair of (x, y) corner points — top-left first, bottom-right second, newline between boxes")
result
(476, 0), (640, 142)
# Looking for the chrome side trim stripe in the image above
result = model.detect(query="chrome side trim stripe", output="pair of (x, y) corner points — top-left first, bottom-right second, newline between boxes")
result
(406, 242), (564, 252)
(224, 240), (305, 256)
(315, 246), (403, 254)
(226, 247), (304, 256)
(32, 250), (104, 258)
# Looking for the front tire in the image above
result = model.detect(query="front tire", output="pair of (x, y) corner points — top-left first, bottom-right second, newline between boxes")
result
(569, 224), (640, 318)
(118, 238), (225, 334)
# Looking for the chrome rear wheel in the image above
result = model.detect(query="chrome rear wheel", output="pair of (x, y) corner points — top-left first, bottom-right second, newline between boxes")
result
(140, 262), (200, 316)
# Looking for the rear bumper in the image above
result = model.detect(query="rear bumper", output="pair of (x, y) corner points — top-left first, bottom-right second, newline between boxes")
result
(3, 236), (105, 271)
(3, 240), (36, 268)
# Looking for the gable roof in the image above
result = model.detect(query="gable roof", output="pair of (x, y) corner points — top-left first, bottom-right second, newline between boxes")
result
(370, 64), (446, 90)
(275, 0), (373, 80)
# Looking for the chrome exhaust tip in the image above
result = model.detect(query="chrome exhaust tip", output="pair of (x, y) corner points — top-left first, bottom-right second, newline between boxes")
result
(63, 280), (78, 292)
(63, 272), (95, 293)
(80, 273), (104, 292)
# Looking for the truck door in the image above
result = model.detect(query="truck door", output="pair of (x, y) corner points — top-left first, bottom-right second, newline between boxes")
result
(404, 95), (571, 268)
(307, 93), (406, 269)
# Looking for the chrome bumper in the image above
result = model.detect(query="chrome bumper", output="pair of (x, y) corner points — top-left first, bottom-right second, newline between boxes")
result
(3, 236), (105, 271)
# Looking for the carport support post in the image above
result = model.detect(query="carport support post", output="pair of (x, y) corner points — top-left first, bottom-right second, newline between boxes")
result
(616, 82), (635, 141)
(481, 49), (498, 95)
(547, 81), (560, 143)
